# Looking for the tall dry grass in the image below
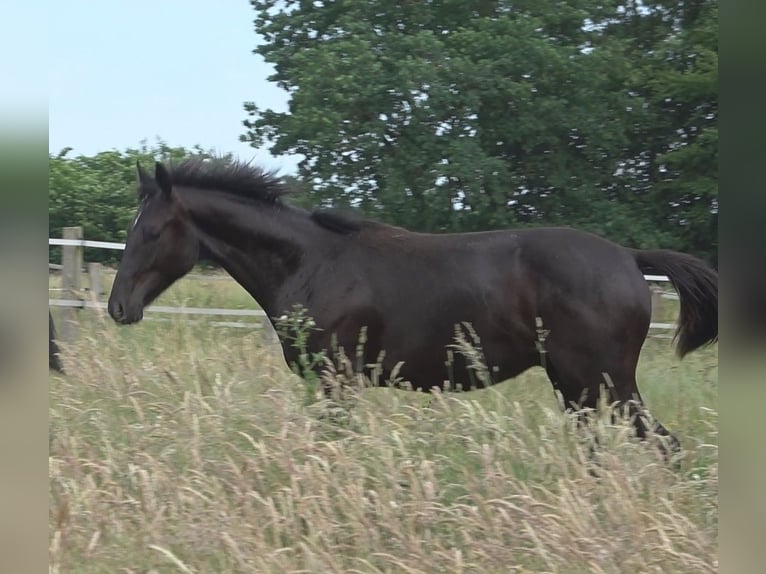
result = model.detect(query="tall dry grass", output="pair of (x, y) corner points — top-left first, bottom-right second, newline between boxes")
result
(49, 304), (717, 573)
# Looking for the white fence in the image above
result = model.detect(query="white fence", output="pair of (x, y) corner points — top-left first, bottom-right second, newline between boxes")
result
(49, 228), (276, 342)
(48, 231), (678, 338)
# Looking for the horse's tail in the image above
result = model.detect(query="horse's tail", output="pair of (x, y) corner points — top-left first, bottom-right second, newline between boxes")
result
(630, 248), (718, 358)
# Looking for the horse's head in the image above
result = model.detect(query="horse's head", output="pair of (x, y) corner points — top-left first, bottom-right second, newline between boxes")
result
(108, 161), (198, 324)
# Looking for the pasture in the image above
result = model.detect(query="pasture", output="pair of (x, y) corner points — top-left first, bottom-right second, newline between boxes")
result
(49, 269), (718, 573)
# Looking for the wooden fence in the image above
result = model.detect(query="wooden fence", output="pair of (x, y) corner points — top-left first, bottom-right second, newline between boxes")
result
(49, 226), (678, 342)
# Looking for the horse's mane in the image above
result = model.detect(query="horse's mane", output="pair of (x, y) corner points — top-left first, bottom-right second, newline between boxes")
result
(310, 209), (364, 234)
(168, 156), (292, 204)
(168, 156), (393, 236)
(310, 208), (398, 235)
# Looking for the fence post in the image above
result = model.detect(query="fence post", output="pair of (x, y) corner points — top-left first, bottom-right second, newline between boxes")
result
(650, 284), (662, 319)
(263, 320), (280, 346)
(60, 226), (83, 342)
(88, 262), (103, 301)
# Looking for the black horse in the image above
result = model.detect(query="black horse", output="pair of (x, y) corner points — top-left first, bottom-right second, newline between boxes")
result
(107, 158), (717, 454)
(49, 311), (64, 373)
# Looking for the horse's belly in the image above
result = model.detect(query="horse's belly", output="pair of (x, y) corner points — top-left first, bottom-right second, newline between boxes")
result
(376, 324), (538, 391)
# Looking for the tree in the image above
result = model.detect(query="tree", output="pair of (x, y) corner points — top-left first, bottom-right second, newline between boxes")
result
(595, 0), (718, 264)
(243, 1), (639, 230)
(646, 0), (718, 266)
(242, 0), (717, 263)
(49, 140), (223, 264)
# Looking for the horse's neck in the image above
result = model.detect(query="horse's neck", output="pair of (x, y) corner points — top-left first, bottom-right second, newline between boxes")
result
(179, 189), (317, 317)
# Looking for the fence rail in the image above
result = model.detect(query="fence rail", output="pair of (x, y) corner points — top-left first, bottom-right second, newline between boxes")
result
(49, 298), (266, 317)
(49, 230), (678, 341)
(49, 238), (126, 250)
(48, 300), (266, 330)
(48, 237), (672, 283)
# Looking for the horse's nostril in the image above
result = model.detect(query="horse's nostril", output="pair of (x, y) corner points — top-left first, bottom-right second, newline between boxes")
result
(109, 300), (124, 320)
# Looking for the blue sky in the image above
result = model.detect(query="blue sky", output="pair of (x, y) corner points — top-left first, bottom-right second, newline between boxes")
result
(49, 0), (301, 174)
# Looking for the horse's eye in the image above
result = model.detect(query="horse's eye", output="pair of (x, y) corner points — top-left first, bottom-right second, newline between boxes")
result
(142, 227), (161, 242)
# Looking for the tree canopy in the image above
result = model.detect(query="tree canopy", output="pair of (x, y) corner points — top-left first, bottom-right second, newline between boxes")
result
(241, 0), (717, 264)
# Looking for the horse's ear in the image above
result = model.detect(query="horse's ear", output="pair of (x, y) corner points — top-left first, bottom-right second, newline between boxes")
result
(136, 160), (151, 185)
(154, 161), (173, 199)
(136, 160), (153, 198)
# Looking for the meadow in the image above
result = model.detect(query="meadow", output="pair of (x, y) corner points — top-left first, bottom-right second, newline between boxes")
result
(49, 268), (718, 573)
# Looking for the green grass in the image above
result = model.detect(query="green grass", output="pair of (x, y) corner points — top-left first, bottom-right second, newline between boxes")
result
(49, 270), (718, 573)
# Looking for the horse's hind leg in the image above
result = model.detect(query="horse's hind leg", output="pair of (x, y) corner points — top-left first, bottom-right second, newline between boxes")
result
(543, 358), (592, 418)
(543, 346), (680, 464)
(614, 390), (681, 462)
(542, 357), (604, 466)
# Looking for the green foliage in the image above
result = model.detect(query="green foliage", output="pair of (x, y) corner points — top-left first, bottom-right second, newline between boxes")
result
(49, 139), (227, 265)
(242, 0), (717, 264)
(603, 0), (719, 264)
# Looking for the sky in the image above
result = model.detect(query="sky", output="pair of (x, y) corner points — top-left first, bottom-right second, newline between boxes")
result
(48, 0), (302, 175)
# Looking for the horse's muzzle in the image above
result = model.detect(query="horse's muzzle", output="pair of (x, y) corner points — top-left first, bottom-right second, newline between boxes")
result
(107, 297), (140, 324)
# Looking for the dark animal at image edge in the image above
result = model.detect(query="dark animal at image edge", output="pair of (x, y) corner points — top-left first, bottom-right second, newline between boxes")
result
(107, 158), (718, 458)
(50, 311), (64, 373)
